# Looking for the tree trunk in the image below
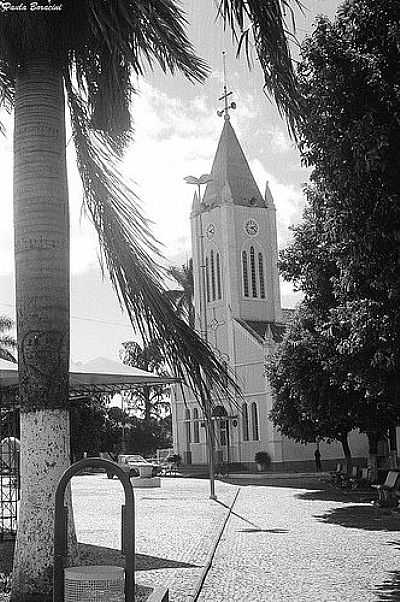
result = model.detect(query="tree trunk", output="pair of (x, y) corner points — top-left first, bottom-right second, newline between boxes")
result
(144, 385), (151, 424)
(11, 54), (76, 600)
(11, 411), (77, 601)
(367, 431), (379, 483)
(339, 433), (352, 475)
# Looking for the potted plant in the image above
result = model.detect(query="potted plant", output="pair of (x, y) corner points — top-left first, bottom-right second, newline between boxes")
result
(255, 451), (271, 472)
(167, 453), (182, 467)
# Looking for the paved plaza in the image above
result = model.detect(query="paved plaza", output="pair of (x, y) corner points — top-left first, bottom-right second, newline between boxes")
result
(71, 474), (400, 601)
(2, 475), (400, 600)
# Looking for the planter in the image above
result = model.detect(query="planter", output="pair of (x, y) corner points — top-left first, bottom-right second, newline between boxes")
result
(256, 463), (268, 472)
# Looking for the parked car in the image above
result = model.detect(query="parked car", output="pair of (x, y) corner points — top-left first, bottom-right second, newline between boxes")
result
(106, 454), (159, 479)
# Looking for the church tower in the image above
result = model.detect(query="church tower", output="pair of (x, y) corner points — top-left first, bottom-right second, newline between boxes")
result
(171, 82), (369, 472)
(190, 111), (283, 362)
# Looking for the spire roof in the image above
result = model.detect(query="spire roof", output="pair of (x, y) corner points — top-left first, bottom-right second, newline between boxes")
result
(202, 119), (266, 211)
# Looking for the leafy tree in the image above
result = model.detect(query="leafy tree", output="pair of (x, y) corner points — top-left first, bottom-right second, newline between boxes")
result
(69, 397), (109, 461)
(120, 340), (171, 424)
(267, 305), (358, 471)
(166, 259), (195, 328)
(0, 314), (16, 362)
(0, 2), (301, 597)
(275, 2), (400, 479)
(297, 0), (400, 414)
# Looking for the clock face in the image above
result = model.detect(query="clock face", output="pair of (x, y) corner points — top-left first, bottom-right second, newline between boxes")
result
(245, 219), (259, 237)
(206, 223), (215, 239)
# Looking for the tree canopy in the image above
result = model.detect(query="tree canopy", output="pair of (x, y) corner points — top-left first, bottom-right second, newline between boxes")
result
(267, 304), (358, 452)
(166, 259), (195, 329)
(271, 1), (400, 462)
(120, 339), (171, 423)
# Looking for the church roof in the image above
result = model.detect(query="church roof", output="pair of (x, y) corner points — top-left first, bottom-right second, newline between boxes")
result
(202, 119), (266, 211)
(236, 319), (286, 344)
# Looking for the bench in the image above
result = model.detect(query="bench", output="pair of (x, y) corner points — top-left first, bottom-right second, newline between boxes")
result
(372, 470), (400, 507)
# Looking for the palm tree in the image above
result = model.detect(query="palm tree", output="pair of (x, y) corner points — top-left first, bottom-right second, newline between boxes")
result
(0, 2), (300, 598)
(120, 339), (170, 424)
(167, 259), (195, 328)
(0, 314), (17, 362)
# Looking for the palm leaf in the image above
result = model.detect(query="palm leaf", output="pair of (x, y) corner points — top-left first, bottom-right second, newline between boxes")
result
(65, 75), (241, 413)
(216, 0), (303, 137)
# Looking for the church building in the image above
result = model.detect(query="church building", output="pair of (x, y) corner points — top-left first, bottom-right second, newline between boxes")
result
(171, 100), (368, 472)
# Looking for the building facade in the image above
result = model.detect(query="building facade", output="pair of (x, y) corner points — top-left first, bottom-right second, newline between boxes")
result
(171, 112), (368, 471)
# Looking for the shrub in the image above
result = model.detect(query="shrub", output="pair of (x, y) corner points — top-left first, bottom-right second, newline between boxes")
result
(254, 451), (271, 467)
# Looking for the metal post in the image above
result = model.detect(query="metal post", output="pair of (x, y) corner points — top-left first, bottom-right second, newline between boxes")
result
(205, 412), (217, 500)
(53, 458), (135, 602)
(184, 174), (216, 500)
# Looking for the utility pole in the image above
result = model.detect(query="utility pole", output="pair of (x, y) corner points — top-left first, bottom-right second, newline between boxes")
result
(184, 174), (217, 500)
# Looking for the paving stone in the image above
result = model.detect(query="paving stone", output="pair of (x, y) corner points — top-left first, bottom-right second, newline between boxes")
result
(71, 476), (400, 601)
(197, 484), (400, 601)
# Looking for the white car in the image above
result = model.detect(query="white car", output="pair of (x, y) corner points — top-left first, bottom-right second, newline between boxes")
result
(106, 454), (158, 479)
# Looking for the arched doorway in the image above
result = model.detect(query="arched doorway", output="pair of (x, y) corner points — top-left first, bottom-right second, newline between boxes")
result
(212, 406), (229, 466)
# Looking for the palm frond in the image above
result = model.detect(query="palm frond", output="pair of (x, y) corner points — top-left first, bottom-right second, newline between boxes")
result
(0, 349), (16, 363)
(216, 0), (303, 138)
(0, 335), (17, 349)
(0, 0), (208, 145)
(0, 60), (14, 135)
(65, 75), (241, 413)
(71, 0), (208, 152)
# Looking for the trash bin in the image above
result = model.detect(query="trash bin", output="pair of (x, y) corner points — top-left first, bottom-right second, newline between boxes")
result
(64, 565), (124, 602)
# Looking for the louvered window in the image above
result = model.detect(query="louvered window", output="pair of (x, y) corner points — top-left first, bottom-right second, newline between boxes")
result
(258, 253), (266, 299)
(251, 402), (259, 441)
(210, 250), (216, 301)
(250, 246), (257, 297)
(205, 256), (210, 303)
(216, 253), (222, 300)
(242, 251), (249, 297)
(242, 403), (249, 441)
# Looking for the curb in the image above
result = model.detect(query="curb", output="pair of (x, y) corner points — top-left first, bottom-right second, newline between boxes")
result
(185, 487), (241, 602)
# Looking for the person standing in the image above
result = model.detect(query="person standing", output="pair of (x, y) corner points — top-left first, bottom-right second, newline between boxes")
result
(314, 444), (322, 472)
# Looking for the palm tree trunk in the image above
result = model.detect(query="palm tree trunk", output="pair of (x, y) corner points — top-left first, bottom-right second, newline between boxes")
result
(11, 54), (76, 601)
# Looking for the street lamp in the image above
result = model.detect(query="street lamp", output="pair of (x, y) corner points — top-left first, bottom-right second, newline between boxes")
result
(184, 174), (217, 500)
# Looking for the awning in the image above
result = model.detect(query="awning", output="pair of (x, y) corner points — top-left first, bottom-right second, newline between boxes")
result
(0, 356), (179, 400)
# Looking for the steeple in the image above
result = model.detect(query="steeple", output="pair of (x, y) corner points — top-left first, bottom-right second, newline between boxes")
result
(264, 181), (275, 208)
(202, 119), (266, 210)
(190, 190), (200, 217)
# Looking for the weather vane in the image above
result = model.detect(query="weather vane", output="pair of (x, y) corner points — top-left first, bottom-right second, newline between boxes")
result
(217, 51), (236, 120)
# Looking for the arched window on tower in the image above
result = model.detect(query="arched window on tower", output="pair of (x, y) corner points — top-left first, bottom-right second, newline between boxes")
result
(251, 402), (259, 441)
(250, 246), (257, 297)
(193, 408), (200, 443)
(205, 256), (210, 303)
(258, 252), (266, 299)
(242, 251), (249, 297)
(216, 253), (222, 300)
(210, 250), (216, 301)
(242, 403), (249, 441)
(185, 408), (191, 444)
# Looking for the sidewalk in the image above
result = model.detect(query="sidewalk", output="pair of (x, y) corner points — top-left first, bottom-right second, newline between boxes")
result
(197, 480), (400, 601)
(3, 475), (400, 600)
(72, 475), (238, 600)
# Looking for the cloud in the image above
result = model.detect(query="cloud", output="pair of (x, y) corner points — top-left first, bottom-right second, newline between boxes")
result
(250, 158), (305, 249)
(280, 278), (303, 310)
(268, 126), (292, 153)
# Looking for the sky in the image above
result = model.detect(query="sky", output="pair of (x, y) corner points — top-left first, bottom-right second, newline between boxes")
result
(0, 0), (339, 363)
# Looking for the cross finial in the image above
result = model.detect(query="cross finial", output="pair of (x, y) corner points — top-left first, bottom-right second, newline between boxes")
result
(217, 52), (236, 120)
